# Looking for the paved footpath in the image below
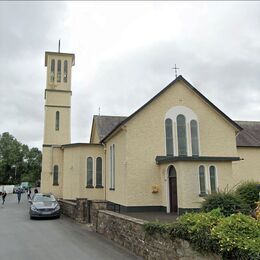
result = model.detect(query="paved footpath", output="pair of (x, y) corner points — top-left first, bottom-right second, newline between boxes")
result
(0, 193), (140, 260)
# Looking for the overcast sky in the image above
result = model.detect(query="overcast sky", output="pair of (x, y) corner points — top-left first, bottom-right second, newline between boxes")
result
(1, 1), (260, 149)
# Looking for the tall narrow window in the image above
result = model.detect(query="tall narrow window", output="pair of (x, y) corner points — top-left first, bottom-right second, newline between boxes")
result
(53, 165), (59, 185)
(96, 157), (102, 188)
(109, 144), (115, 190)
(87, 157), (93, 187)
(50, 59), (55, 82)
(177, 114), (187, 156)
(199, 165), (206, 194)
(209, 166), (217, 193)
(57, 60), (61, 82)
(191, 120), (199, 156)
(63, 60), (68, 83)
(165, 118), (174, 156)
(55, 111), (60, 131)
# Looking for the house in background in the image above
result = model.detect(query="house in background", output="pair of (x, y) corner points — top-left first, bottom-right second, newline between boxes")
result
(41, 50), (260, 215)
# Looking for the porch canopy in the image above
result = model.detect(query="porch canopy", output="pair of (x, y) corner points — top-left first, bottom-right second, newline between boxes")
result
(155, 156), (241, 165)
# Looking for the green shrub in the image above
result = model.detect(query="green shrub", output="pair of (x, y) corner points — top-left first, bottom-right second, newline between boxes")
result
(211, 213), (260, 259)
(143, 222), (172, 236)
(236, 181), (260, 210)
(171, 208), (223, 252)
(201, 190), (250, 216)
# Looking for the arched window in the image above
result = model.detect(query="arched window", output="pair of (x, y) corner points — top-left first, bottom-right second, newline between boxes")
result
(57, 60), (61, 82)
(53, 165), (59, 185)
(50, 59), (55, 82)
(165, 118), (174, 156)
(63, 60), (68, 83)
(209, 166), (217, 193)
(96, 157), (102, 187)
(87, 157), (93, 187)
(199, 165), (206, 194)
(55, 111), (60, 131)
(177, 114), (187, 156)
(191, 120), (199, 156)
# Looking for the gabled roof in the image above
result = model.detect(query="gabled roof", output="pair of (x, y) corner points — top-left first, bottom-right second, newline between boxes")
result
(101, 75), (242, 142)
(90, 115), (127, 142)
(235, 121), (260, 147)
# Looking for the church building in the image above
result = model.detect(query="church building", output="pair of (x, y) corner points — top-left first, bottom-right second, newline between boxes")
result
(41, 50), (260, 214)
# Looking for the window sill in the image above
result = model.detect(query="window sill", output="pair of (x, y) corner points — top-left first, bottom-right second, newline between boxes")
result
(53, 184), (59, 186)
(199, 193), (208, 197)
(95, 185), (104, 189)
(86, 185), (94, 189)
(109, 188), (115, 191)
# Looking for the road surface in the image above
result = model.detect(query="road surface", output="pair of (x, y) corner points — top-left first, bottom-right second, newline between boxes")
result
(0, 193), (140, 260)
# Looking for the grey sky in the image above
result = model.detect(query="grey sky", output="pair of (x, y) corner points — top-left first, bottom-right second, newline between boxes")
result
(1, 1), (260, 149)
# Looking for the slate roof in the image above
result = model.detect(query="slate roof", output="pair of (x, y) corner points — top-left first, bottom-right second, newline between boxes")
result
(235, 121), (260, 147)
(92, 118), (260, 148)
(93, 115), (127, 141)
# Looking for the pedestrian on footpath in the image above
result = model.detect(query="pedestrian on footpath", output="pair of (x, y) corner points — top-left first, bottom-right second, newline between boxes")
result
(27, 188), (31, 200)
(16, 188), (22, 204)
(2, 190), (7, 205)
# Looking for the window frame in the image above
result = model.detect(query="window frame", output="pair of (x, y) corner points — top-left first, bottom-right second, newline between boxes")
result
(165, 118), (174, 156)
(209, 165), (217, 193)
(177, 114), (187, 156)
(50, 59), (55, 83)
(109, 144), (115, 190)
(190, 120), (199, 156)
(53, 165), (59, 186)
(63, 60), (68, 83)
(55, 111), (60, 131)
(96, 157), (103, 188)
(86, 157), (94, 188)
(198, 165), (206, 196)
(57, 60), (61, 83)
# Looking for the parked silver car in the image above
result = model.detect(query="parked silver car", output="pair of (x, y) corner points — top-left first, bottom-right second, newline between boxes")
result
(29, 193), (60, 219)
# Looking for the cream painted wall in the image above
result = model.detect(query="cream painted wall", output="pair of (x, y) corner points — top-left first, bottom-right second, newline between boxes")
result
(159, 161), (233, 210)
(45, 91), (71, 107)
(90, 121), (100, 143)
(105, 130), (127, 205)
(117, 80), (238, 207)
(62, 144), (105, 200)
(40, 146), (63, 198)
(233, 147), (260, 184)
(43, 106), (71, 144)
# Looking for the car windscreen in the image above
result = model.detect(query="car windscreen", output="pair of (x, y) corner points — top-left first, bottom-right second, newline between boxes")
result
(33, 195), (56, 202)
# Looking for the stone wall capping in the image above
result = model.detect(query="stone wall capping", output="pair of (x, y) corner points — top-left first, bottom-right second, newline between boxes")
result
(98, 210), (146, 225)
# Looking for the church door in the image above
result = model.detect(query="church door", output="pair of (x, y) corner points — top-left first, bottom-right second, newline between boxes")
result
(169, 166), (178, 213)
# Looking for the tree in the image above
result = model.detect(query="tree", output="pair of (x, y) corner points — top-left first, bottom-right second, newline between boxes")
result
(0, 132), (42, 185)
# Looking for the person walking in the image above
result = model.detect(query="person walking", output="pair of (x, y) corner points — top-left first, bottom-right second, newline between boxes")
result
(16, 187), (22, 204)
(27, 188), (31, 200)
(2, 190), (7, 205)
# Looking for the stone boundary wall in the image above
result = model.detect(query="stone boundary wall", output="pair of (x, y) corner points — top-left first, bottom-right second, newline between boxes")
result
(59, 199), (76, 220)
(59, 198), (88, 223)
(95, 210), (220, 260)
(59, 200), (220, 259)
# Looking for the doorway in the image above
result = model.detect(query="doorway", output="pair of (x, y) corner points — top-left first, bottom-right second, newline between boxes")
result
(168, 165), (178, 213)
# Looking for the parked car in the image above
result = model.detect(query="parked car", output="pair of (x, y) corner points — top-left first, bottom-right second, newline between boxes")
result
(29, 193), (60, 219)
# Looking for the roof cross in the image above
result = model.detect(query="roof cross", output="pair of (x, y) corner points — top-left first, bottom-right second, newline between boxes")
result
(172, 64), (180, 78)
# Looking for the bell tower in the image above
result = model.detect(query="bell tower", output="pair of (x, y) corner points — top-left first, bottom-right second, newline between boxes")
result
(41, 50), (75, 196)
(43, 51), (75, 145)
